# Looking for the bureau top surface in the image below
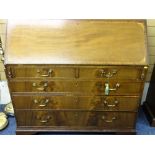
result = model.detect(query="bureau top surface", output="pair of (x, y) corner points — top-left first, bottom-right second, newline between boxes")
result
(5, 20), (148, 65)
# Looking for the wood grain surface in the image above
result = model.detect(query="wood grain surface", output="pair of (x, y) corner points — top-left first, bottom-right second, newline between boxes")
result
(5, 20), (148, 65)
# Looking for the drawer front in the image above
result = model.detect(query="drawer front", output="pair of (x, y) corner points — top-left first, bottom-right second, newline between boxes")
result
(6, 66), (75, 79)
(12, 95), (140, 111)
(15, 110), (136, 129)
(80, 66), (143, 80)
(6, 66), (144, 81)
(9, 80), (143, 95)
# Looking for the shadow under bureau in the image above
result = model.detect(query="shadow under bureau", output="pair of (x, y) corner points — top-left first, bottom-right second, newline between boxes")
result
(3, 20), (148, 134)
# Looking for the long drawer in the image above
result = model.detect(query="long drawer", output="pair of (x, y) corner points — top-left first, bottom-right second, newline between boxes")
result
(9, 80), (143, 95)
(15, 110), (136, 129)
(12, 95), (140, 111)
(6, 65), (144, 81)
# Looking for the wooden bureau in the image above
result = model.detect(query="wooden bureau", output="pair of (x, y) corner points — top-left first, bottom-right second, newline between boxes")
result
(3, 20), (148, 134)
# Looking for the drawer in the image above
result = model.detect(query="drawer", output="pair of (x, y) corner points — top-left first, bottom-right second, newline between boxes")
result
(9, 80), (143, 95)
(15, 110), (136, 129)
(12, 95), (140, 111)
(6, 65), (145, 81)
(80, 66), (143, 81)
(6, 65), (75, 79)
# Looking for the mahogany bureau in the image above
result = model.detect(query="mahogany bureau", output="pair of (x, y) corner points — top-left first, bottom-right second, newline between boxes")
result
(3, 20), (148, 134)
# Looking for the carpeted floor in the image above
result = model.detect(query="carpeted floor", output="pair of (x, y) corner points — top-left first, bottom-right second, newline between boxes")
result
(0, 105), (16, 135)
(0, 105), (155, 135)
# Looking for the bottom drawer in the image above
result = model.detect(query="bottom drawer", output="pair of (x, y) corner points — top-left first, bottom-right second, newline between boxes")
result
(15, 110), (137, 129)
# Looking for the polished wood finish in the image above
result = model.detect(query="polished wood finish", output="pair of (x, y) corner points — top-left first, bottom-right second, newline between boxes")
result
(6, 65), (144, 81)
(5, 20), (148, 134)
(6, 20), (148, 65)
(15, 110), (136, 129)
(143, 65), (155, 126)
(8, 80), (143, 95)
(12, 95), (140, 111)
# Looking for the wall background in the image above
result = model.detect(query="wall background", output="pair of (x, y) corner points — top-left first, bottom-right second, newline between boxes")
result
(0, 19), (155, 104)
(146, 20), (155, 81)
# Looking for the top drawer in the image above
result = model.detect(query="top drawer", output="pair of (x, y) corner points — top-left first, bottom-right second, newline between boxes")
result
(5, 65), (147, 81)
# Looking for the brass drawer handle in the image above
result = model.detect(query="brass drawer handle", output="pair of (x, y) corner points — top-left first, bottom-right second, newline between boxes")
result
(40, 120), (48, 123)
(38, 116), (51, 123)
(32, 82), (48, 91)
(37, 69), (53, 77)
(105, 83), (120, 95)
(33, 99), (50, 107)
(101, 116), (116, 123)
(103, 100), (119, 107)
(99, 69), (117, 78)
